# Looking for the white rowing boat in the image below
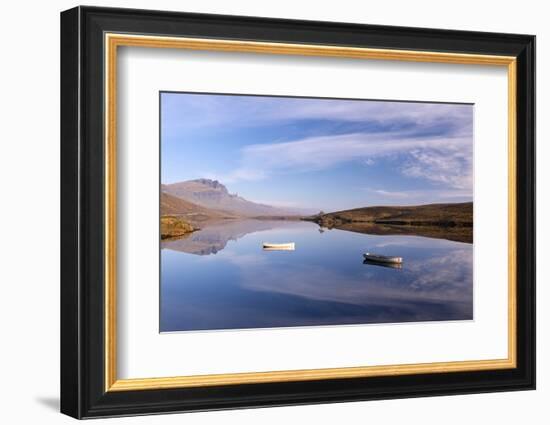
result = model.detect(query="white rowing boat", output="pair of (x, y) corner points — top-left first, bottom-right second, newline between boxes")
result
(363, 253), (403, 264)
(263, 242), (295, 251)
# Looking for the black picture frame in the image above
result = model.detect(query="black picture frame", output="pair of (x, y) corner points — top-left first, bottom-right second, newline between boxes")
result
(61, 5), (535, 419)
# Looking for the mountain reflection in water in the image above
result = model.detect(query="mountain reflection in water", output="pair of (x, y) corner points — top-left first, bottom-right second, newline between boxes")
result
(161, 219), (473, 332)
(161, 219), (278, 255)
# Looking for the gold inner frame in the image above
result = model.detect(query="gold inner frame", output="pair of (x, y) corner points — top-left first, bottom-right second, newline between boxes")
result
(104, 33), (517, 392)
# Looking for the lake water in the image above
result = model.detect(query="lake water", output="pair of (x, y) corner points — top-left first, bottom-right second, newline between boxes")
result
(160, 220), (473, 332)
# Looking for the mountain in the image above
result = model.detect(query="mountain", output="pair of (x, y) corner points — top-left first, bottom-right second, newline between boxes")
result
(160, 192), (233, 223)
(162, 179), (300, 217)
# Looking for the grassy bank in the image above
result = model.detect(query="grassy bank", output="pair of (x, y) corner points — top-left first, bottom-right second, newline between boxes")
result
(303, 202), (473, 243)
(160, 215), (197, 239)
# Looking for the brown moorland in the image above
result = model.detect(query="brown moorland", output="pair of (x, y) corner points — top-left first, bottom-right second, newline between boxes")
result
(303, 202), (473, 243)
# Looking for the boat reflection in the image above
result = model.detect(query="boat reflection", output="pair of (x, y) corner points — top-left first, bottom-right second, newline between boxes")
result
(363, 259), (403, 269)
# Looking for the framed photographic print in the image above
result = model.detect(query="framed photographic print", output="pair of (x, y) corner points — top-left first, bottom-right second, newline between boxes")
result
(60, 6), (535, 419)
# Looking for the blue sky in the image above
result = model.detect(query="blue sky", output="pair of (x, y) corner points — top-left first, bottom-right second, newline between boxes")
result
(161, 92), (473, 212)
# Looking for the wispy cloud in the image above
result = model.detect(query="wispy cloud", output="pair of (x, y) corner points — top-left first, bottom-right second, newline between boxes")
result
(401, 146), (473, 189)
(233, 246), (472, 307)
(366, 188), (472, 203)
(162, 93), (473, 207)
(220, 131), (472, 190)
(164, 93), (472, 134)
(364, 158), (375, 166)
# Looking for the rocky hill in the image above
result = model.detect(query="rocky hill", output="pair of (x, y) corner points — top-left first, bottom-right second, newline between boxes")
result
(162, 179), (296, 217)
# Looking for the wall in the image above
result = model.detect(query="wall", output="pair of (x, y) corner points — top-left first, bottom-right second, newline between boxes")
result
(0, 0), (545, 423)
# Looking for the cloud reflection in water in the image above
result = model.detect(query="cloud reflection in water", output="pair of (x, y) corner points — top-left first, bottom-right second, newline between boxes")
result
(161, 220), (472, 332)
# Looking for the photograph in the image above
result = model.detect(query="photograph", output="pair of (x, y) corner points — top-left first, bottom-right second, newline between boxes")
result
(57, 4), (536, 419)
(159, 92), (474, 332)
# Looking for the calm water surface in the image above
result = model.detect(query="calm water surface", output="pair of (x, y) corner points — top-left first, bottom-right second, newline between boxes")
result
(160, 220), (472, 332)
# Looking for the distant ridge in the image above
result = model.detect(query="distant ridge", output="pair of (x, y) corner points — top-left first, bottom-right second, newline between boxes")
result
(162, 179), (299, 217)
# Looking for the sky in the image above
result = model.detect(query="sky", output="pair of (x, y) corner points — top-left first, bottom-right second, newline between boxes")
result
(161, 92), (473, 212)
